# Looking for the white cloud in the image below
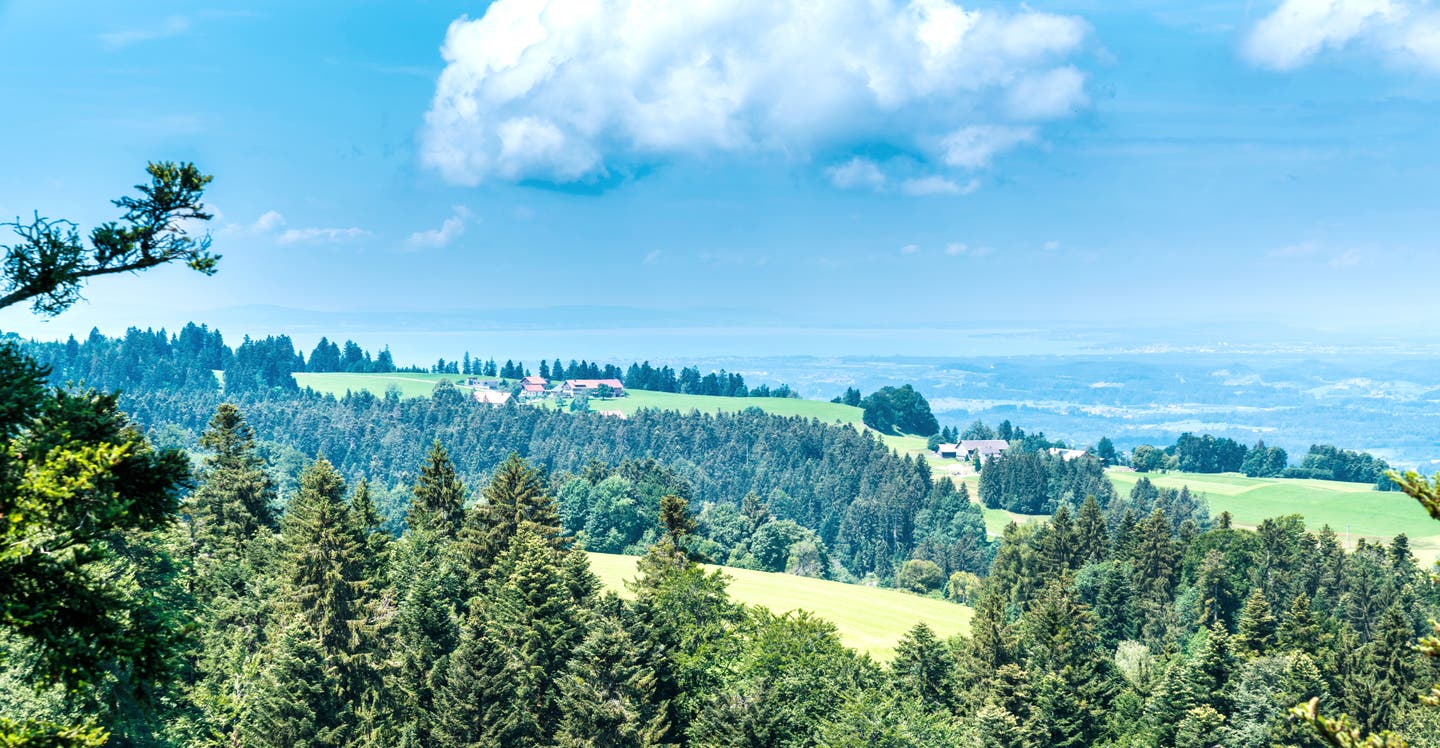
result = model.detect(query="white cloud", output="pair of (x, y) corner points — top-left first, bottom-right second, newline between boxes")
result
(219, 210), (367, 246)
(99, 15), (192, 50)
(900, 244), (921, 255)
(940, 125), (1038, 169)
(422, 0), (1090, 185)
(643, 250), (662, 265)
(828, 158), (889, 190)
(1006, 66), (1088, 119)
(253, 210), (286, 233)
(1243, 0), (1440, 72)
(405, 206), (471, 250)
(945, 242), (994, 256)
(277, 227), (370, 245)
(1043, 240), (1061, 251)
(901, 176), (969, 195)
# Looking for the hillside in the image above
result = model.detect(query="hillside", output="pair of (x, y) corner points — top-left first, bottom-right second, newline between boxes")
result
(289, 371), (938, 455)
(586, 552), (971, 660)
(1108, 469), (1437, 549)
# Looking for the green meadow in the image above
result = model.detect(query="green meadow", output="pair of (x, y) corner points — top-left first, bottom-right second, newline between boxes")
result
(288, 372), (943, 453)
(293, 372), (485, 399)
(1108, 469), (1437, 550)
(586, 552), (972, 660)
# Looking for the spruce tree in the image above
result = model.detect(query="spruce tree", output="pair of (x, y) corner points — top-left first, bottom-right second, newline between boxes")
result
(183, 404), (281, 742)
(457, 453), (562, 586)
(436, 527), (591, 746)
(1193, 549), (1231, 629)
(1075, 495), (1109, 564)
(409, 440), (466, 538)
(1277, 592), (1323, 657)
(187, 403), (276, 561)
(243, 458), (379, 747)
(1236, 587), (1277, 656)
(892, 622), (958, 712)
(1017, 581), (1118, 747)
(554, 599), (654, 748)
(1042, 505), (1076, 574)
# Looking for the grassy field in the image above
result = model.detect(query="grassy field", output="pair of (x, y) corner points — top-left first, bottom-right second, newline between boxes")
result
(293, 372), (487, 399)
(1106, 470), (1434, 543)
(581, 389), (864, 424)
(289, 372), (943, 455)
(586, 552), (971, 659)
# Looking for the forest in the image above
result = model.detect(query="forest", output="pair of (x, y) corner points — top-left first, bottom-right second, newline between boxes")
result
(9, 396), (1440, 747)
(4, 163), (1438, 747)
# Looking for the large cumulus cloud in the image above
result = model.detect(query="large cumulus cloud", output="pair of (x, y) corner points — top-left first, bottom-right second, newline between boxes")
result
(1243, 0), (1440, 72)
(420, 0), (1091, 186)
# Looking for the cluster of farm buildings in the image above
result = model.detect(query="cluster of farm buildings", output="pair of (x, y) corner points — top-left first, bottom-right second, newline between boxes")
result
(469, 375), (626, 407)
(932, 439), (1088, 462)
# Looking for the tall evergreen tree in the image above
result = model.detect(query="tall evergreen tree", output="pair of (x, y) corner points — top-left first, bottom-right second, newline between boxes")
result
(1236, 587), (1278, 656)
(408, 440), (466, 538)
(435, 527), (592, 746)
(892, 622), (958, 712)
(1074, 495), (1109, 564)
(187, 404), (276, 559)
(457, 453), (563, 587)
(243, 458), (379, 747)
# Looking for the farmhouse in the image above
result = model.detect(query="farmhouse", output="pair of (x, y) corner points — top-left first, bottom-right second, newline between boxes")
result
(937, 439), (1010, 460)
(474, 389), (512, 406)
(596, 409), (628, 419)
(519, 375), (549, 399)
(561, 378), (625, 398)
(1049, 447), (1088, 461)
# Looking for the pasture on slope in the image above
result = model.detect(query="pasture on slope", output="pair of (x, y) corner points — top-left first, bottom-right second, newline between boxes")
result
(289, 371), (934, 454)
(1107, 470), (1439, 554)
(586, 552), (972, 660)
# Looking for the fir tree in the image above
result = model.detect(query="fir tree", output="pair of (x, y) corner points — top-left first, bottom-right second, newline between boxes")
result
(244, 458), (379, 747)
(187, 403), (276, 561)
(1075, 495), (1109, 564)
(1277, 592), (1323, 657)
(1236, 587), (1278, 656)
(892, 622), (958, 712)
(408, 440), (467, 538)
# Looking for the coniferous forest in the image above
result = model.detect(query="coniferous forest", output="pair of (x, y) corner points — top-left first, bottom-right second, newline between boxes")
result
(5, 167), (1440, 748)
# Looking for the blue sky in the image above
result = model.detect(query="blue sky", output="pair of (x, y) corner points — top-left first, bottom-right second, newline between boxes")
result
(2, 0), (1439, 360)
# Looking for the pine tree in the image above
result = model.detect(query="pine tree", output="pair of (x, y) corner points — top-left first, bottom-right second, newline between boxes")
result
(1277, 592), (1323, 656)
(1236, 587), (1277, 656)
(408, 440), (466, 538)
(457, 453), (563, 587)
(892, 623), (958, 712)
(187, 403), (276, 561)
(243, 458), (379, 747)
(436, 527), (591, 746)
(1075, 495), (1109, 564)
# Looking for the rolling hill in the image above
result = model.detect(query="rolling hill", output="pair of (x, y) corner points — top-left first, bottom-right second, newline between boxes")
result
(585, 552), (972, 660)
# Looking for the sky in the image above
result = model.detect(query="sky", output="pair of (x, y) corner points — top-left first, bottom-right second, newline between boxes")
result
(1, 0), (1439, 361)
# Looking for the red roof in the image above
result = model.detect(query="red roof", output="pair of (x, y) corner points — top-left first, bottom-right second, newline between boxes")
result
(521, 382), (546, 392)
(521, 376), (547, 385)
